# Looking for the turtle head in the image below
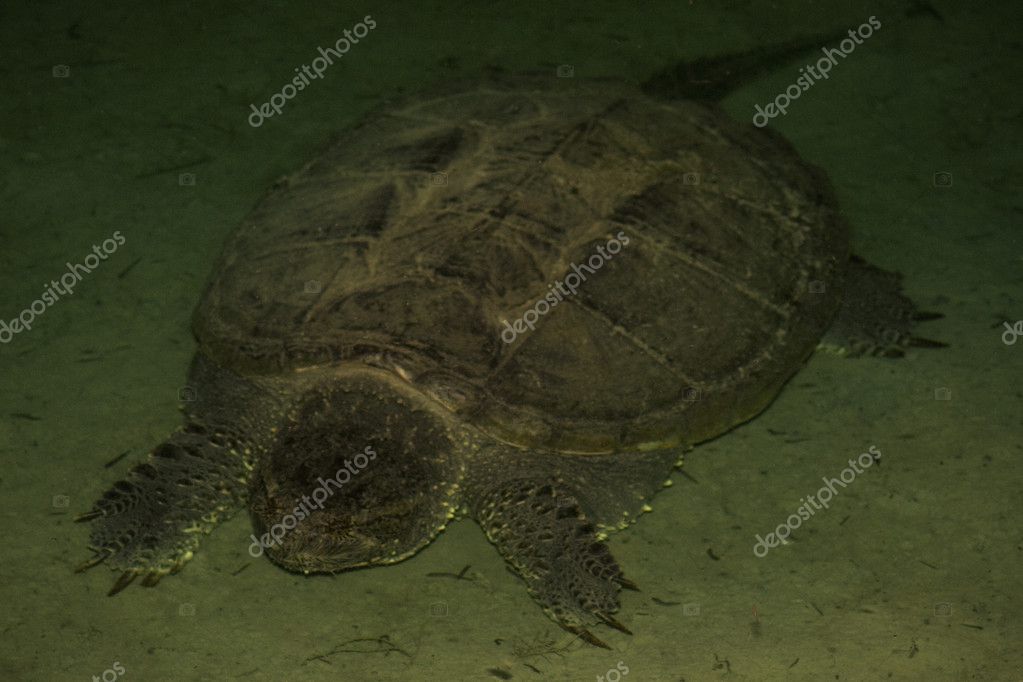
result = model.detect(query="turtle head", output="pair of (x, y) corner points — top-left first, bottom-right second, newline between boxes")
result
(248, 371), (462, 573)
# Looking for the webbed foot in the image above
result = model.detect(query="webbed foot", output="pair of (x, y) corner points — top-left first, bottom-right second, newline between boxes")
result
(75, 424), (249, 594)
(473, 479), (637, 647)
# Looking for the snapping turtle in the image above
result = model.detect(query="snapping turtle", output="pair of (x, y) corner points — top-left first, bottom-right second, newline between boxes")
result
(77, 39), (943, 647)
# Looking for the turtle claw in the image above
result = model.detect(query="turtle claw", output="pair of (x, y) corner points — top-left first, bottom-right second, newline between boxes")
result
(78, 548), (175, 593)
(908, 336), (948, 349)
(107, 569), (167, 594)
(595, 611), (633, 635)
(74, 509), (104, 523)
(108, 570), (139, 596)
(140, 571), (165, 588)
(616, 576), (640, 591)
(74, 549), (113, 574)
(566, 625), (611, 650)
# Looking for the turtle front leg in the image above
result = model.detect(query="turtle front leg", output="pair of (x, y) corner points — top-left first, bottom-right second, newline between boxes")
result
(471, 479), (636, 648)
(75, 421), (253, 594)
(75, 353), (276, 595)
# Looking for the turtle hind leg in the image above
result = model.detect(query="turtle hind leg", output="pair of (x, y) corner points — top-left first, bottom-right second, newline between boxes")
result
(75, 422), (252, 594)
(820, 255), (947, 358)
(470, 479), (634, 648)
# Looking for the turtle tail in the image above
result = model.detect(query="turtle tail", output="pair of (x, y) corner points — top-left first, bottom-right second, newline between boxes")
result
(641, 29), (850, 102)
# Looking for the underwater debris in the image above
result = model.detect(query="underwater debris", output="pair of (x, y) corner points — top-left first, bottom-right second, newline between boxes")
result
(509, 630), (578, 663)
(103, 449), (130, 468)
(303, 635), (412, 665)
(651, 596), (681, 606)
(425, 564), (474, 581)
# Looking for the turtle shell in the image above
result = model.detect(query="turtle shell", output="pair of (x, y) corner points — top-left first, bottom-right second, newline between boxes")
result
(195, 79), (848, 454)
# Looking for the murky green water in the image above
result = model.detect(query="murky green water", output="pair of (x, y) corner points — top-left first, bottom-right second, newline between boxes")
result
(1, 1), (1020, 680)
